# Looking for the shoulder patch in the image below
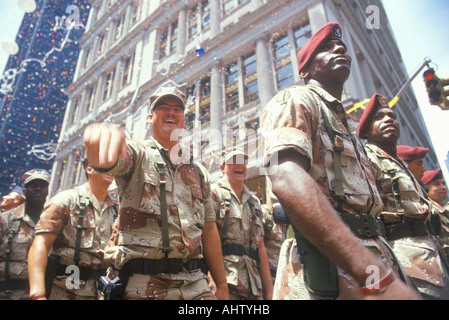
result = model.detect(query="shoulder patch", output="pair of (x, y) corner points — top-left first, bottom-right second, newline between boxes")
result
(276, 89), (291, 105)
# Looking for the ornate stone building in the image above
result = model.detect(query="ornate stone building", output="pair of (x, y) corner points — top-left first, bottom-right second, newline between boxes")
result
(51, 0), (438, 202)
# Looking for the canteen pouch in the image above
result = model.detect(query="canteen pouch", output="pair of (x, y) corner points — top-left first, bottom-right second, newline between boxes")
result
(293, 227), (339, 299)
(98, 276), (127, 300)
(272, 203), (290, 225)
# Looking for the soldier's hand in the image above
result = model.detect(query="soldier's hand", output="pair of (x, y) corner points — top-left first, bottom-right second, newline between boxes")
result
(363, 278), (422, 300)
(83, 123), (127, 170)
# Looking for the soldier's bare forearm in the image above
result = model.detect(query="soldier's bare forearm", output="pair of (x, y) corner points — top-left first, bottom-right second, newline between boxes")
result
(269, 150), (389, 287)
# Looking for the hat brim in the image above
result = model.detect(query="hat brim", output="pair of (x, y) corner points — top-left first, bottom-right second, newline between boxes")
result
(150, 95), (185, 113)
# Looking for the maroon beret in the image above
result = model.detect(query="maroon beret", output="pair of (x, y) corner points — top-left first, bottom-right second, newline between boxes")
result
(397, 145), (429, 162)
(357, 94), (390, 139)
(422, 168), (443, 185)
(297, 22), (343, 74)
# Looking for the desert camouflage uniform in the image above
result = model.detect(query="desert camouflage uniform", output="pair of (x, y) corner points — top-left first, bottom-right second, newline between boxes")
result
(211, 177), (264, 300)
(365, 143), (449, 299)
(103, 137), (216, 300)
(430, 200), (449, 260)
(35, 182), (119, 300)
(0, 204), (35, 300)
(262, 84), (407, 300)
(261, 203), (285, 283)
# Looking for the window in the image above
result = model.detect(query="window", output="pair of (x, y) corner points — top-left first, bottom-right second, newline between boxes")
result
(121, 53), (134, 88)
(277, 63), (294, 89)
(69, 97), (80, 125)
(273, 33), (294, 90)
(185, 112), (195, 131)
(83, 49), (91, 69)
(130, 3), (141, 26)
(200, 77), (211, 124)
(274, 33), (290, 60)
(170, 21), (178, 53)
(223, 0), (249, 15)
(243, 52), (258, 103)
(189, 6), (199, 41)
(245, 118), (259, 132)
(114, 15), (125, 41)
(159, 20), (178, 58)
(223, 0), (236, 15)
(224, 52), (259, 111)
(225, 61), (239, 112)
(97, 33), (107, 56)
(294, 23), (312, 51)
(159, 27), (168, 58)
(202, 0), (211, 30)
(85, 86), (96, 114)
(103, 69), (115, 101)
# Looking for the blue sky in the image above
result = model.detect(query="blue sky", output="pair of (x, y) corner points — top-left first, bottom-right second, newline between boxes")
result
(1, 0), (449, 178)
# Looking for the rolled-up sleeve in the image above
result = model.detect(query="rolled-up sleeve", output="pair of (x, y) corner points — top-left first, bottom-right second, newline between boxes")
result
(261, 86), (318, 167)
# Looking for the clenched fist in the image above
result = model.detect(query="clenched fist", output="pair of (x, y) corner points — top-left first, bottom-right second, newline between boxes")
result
(83, 123), (128, 170)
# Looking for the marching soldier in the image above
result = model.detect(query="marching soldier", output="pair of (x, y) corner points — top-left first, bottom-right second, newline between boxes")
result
(0, 169), (50, 300)
(421, 169), (449, 259)
(358, 93), (449, 299)
(28, 159), (118, 300)
(211, 147), (273, 300)
(261, 22), (419, 300)
(82, 86), (229, 300)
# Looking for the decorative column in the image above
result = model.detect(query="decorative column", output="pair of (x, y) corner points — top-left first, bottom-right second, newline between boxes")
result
(210, 0), (221, 37)
(177, 7), (187, 57)
(255, 36), (276, 109)
(210, 61), (223, 131)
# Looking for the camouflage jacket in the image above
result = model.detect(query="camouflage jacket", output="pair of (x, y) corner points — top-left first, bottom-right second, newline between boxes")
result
(365, 143), (449, 297)
(103, 137), (215, 279)
(0, 204), (36, 281)
(261, 84), (403, 299)
(262, 84), (383, 216)
(35, 182), (119, 269)
(211, 177), (264, 298)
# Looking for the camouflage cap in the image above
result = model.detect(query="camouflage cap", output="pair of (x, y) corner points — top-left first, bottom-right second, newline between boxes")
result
(23, 169), (51, 185)
(221, 147), (248, 165)
(148, 86), (186, 114)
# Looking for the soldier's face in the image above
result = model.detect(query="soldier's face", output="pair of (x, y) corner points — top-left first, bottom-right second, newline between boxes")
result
(305, 39), (352, 83)
(221, 156), (247, 184)
(23, 180), (49, 203)
(87, 166), (115, 187)
(148, 98), (185, 141)
(428, 178), (448, 205)
(367, 108), (400, 144)
(406, 158), (426, 181)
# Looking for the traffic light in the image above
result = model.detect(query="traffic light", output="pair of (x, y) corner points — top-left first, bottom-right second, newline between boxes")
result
(423, 68), (443, 106)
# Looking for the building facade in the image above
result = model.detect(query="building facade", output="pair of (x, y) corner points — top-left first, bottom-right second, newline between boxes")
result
(0, 0), (90, 195)
(51, 0), (439, 202)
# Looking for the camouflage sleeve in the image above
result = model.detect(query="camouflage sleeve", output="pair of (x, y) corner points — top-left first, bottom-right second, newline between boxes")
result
(261, 86), (318, 166)
(196, 163), (216, 223)
(35, 190), (73, 235)
(210, 183), (221, 218)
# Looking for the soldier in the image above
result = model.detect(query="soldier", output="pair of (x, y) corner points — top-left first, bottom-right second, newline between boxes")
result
(261, 22), (420, 300)
(421, 169), (449, 259)
(27, 159), (118, 300)
(211, 147), (273, 300)
(358, 93), (449, 299)
(0, 169), (50, 300)
(82, 86), (229, 300)
(397, 145), (429, 181)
